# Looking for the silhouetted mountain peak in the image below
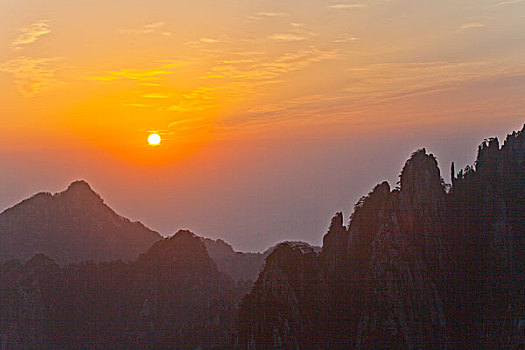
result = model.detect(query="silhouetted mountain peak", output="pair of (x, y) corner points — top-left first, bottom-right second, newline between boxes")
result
(329, 212), (344, 231)
(202, 237), (266, 282)
(400, 149), (443, 192)
(66, 179), (92, 192)
(268, 241), (320, 261)
(0, 181), (161, 264)
(25, 253), (56, 269)
(60, 180), (103, 202)
(138, 229), (212, 268)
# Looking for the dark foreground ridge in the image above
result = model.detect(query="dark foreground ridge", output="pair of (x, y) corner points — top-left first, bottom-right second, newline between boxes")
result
(0, 230), (242, 349)
(0, 125), (523, 349)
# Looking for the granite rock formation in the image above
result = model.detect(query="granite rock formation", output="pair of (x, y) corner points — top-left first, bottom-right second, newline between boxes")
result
(237, 125), (525, 349)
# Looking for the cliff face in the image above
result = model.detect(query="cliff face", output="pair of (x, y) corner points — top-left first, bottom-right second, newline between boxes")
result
(237, 126), (525, 349)
(0, 230), (239, 349)
(237, 242), (325, 349)
(447, 128), (525, 348)
(0, 181), (161, 265)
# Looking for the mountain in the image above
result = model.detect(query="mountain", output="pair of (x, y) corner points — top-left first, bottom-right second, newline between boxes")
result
(236, 125), (525, 349)
(0, 230), (240, 349)
(0, 180), (162, 265)
(0, 126), (523, 349)
(237, 242), (327, 349)
(203, 238), (266, 282)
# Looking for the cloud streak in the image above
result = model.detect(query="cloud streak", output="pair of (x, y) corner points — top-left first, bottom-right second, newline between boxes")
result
(0, 56), (64, 96)
(268, 33), (306, 41)
(11, 20), (51, 49)
(89, 68), (173, 82)
(329, 3), (366, 9)
(248, 12), (287, 21)
(492, 0), (525, 6)
(460, 22), (485, 30)
(120, 22), (172, 37)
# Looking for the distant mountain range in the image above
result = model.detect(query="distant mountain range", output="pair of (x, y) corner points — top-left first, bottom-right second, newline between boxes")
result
(203, 238), (267, 282)
(0, 180), (268, 282)
(0, 125), (523, 349)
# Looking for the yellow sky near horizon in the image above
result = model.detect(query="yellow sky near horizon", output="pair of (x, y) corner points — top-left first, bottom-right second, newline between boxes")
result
(1, 0), (524, 165)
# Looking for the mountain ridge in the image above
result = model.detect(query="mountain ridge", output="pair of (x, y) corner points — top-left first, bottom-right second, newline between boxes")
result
(236, 125), (525, 349)
(0, 179), (162, 265)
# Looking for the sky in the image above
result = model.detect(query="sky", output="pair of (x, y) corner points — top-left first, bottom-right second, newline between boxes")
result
(0, 0), (524, 252)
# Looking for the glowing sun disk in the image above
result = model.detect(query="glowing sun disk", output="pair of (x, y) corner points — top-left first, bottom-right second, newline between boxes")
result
(148, 133), (161, 146)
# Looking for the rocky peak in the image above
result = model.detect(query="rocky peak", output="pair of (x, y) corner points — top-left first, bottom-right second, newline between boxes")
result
(202, 237), (235, 256)
(136, 229), (219, 277)
(59, 180), (104, 204)
(400, 149), (444, 199)
(25, 254), (58, 270)
(142, 230), (207, 260)
(321, 212), (349, 277)
(475, 138), (500, 174)
(237, 240), (326, 349)
(66, 180), (93, 193)
(502, 124), (524, 150)
(398, 149), (448, 286)
(329, 211), (344, 230)
(266, 241), (319, 267)
(202, 237), (266, 282)
(347, 181), (391, 247)
(322, 212), (346, 247)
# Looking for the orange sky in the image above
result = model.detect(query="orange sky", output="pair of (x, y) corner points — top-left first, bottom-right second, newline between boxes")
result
(1, 0), (524, 251)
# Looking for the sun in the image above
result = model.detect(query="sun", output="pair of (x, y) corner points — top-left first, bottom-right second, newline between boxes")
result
(148, 133), (161, 146)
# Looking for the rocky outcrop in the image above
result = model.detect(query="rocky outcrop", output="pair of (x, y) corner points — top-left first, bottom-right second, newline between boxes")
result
(1, 126), (523, 349)
(355, 187), (447, 349)
(0, 180), (161, 265)
(447, 127), (525, 348)
(237, 242), (326, 349)
(237, 125), (525, 349)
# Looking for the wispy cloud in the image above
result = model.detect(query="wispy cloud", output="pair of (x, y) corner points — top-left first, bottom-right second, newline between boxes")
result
(491, 0), (525, 6)
(249, 11), (287, 21)
(11, 20), (51, 50)
(268, 22), (317, 42)
(199, 47), (338, 84)
(0, 56), (64, 96)
(329, 3), (366, 9)
(231, 59), (525, 131)
(334, 34), (359, 43)
(269, 33), (306, 41)
(123, 103), (153, 108)
(167, 117), (204, 128)
(460, 22), (485, 30)
(89, 68), (173, 82)
(141, 92), (172, 98)
(185, 38), (220, 47)
(120, 22), (172, 37)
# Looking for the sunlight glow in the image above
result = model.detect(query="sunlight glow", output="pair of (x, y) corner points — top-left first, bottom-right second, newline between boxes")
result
(148, 133), (161, 146)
